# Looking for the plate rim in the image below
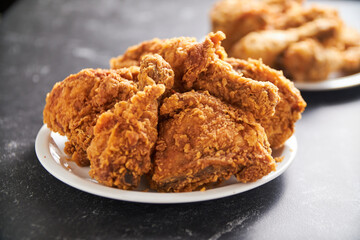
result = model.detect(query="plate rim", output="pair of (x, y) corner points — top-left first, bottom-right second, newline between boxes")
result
(35, 124), (297, 204)
(294, 72), (360, 91)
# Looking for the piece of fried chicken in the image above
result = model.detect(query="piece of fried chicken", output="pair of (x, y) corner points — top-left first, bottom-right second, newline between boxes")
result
(230, 18), (339, 67)
(151, 91), (276, 192)
(282, 39), (360, 82)
(226, 58), (306, 148)
(210, 0), (304, 52)
(43, 68), (139, 166)
(110, 32), (280, 120)
(86, 54), (174, 190)
(87, 84), (165, 190)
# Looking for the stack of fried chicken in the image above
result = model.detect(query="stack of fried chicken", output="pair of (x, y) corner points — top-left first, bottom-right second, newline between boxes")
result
(211, 0), (360, 82)
(43, 32), (306, 192)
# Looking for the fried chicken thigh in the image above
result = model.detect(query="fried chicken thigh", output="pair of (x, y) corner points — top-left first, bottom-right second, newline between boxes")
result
(151, 91), (276, 192)
(43, 68), (139, 166)
(110, 32), (280, 120)
(226, 58), (306, 148)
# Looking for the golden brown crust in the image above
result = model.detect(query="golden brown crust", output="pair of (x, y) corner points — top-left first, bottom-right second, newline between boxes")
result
(87, 84), (165, 190)
(138, 54), (175, 94)
(226, 58), (306, 148)
(43, 68), (139, 166)
(110, 32), (280, 120)
(152, 91), (275, 192)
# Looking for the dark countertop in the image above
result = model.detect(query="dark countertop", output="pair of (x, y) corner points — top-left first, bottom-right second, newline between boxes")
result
(1, 0), (359, 239)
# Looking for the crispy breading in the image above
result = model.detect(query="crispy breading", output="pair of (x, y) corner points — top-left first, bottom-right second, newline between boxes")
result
(226, 58), (306, 148)
(86, 54), (173, 189)
(210, 0), (304, 52)
(151, 91), (276, 192)
(211, 0), (360, 82)
(110, 32), (280, 120)
(43, 68), (139, 166)
(87, 84), (165, 189)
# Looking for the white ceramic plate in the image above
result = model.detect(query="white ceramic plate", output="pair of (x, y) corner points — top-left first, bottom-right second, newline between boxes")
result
(294, 72), (360, 91)
(35, 124), (297, 204)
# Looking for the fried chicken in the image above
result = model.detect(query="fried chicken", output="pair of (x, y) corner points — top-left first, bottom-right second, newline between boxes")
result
(211, 0), (360, 82)
(43, 31), (306, 192)
(226, 58), (306, 148)
(230, 18), (339, 67)
(138, 54), (175, 95)
(110, 31), (280, 120)
(210, 0), (304, 52)
(151, 91), (276, 192)
(282, 39), (360, 82)
(86, 54), (174, 190)
(43, 68), (139, 166)
(87, 84), (165, 190)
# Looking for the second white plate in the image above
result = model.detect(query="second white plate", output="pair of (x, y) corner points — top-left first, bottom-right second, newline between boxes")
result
(294, 72), (360, 91)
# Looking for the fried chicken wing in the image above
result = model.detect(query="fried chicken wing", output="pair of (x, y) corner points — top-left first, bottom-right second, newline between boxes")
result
(87, 84), (165, 189)
(43, 68), (139, 166)
(111, 32), (280, 119)
(151, 91), (276, 192)
(226, 58), (306, 148)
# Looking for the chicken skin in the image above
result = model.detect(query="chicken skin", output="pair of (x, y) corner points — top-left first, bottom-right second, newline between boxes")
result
(87, 84), (165, 190)
(110, 32), (280, 120)
(43, 68), (139, 166)
(226, 58), (306, 148)
(152, 91), (276, 192)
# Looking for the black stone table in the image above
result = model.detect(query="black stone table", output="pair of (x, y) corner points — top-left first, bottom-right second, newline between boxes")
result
(1, 0), (359, 239)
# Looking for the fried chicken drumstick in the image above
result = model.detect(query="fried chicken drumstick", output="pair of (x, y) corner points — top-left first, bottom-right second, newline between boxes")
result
(152, 91), (276, 192)
(230, 18), (338, 67)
